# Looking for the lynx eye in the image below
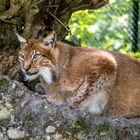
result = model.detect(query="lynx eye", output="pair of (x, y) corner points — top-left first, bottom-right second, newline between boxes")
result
(32, 54), (41, 60)
(19, 53), (24, 60)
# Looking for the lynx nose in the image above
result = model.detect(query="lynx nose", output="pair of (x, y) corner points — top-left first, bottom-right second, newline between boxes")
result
(24, 67), (30, 72)
(23, 62), (31, 73)
(26, 71), (33, 75)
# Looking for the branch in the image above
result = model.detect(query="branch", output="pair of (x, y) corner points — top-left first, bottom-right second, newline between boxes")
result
(0, 19), (21, 26)
(47, 11), (71, 33)
(72, 0), (109, 12)
(51, 0), (109, 39)
(0, 0), (21, 20)
(30, 0), (44, 9)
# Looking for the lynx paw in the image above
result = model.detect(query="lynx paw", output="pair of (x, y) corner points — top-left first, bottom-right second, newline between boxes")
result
(35, 83), (46, 94)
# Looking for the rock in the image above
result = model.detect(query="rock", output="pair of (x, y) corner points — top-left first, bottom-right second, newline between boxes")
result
(0, 108), (11, 120)
(0, 132), (4, 140)
(7, 128), (29, 140)
(100, 131), (107, 136)
(46, 126), (56, 133)
(0, 75), (140, 139)
(52, 133), (63, 140)
(46, 135), (51, 140)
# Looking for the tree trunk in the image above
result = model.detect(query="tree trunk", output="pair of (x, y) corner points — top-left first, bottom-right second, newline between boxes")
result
(0, 0), (108, 78)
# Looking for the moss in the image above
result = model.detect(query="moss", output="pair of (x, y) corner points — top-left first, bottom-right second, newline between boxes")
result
(0, 0), (7, 12)
(75, 118), (92, 132)
(0, 108), (11, 120)
(24, 114), (34, 121)
(0, 75), (9, 86)
(96, 123), (110, 134)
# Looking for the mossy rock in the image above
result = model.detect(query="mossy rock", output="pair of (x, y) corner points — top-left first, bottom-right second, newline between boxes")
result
(0, 75), (10, 87)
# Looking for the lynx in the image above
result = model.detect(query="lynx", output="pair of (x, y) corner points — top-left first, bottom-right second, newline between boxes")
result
(17, 31), (140, 118)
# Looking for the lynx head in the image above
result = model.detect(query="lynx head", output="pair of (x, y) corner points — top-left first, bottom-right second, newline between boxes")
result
(17, 31), (58, 84)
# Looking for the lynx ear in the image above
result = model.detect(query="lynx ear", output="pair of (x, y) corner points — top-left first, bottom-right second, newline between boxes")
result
(16, 33), (27, 47)
(43, 31), (57, 48)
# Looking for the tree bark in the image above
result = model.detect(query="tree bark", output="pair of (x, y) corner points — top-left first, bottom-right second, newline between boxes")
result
(0, 0), (108, 39)
(0, 0), (108, 78)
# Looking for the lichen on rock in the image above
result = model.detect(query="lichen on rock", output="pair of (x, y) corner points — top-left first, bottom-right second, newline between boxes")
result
(0, 75), (140, 139)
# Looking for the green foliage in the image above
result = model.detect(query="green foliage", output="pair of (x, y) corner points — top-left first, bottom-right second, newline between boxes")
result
(66, 0), (140, 58)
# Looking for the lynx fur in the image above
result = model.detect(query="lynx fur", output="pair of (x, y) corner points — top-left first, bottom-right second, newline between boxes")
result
(18, 31), (140, 118)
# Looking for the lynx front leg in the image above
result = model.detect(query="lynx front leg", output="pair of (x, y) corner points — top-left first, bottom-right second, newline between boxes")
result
(69, 79), (89, 107)
(70, 74), (116, 114)
(39, 75), (66, 105)
(35, 83), (46, 94)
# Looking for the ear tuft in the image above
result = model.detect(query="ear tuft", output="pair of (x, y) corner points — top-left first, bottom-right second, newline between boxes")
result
(16, 33), (27, 47)
(43, 31), (57, 48)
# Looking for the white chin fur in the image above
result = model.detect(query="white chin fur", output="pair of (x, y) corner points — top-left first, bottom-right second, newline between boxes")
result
(39, 68), (53, 84)
(24, 73), (39, 81)
(23, 68), (53, 84)
(24, 74), (30, 81)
